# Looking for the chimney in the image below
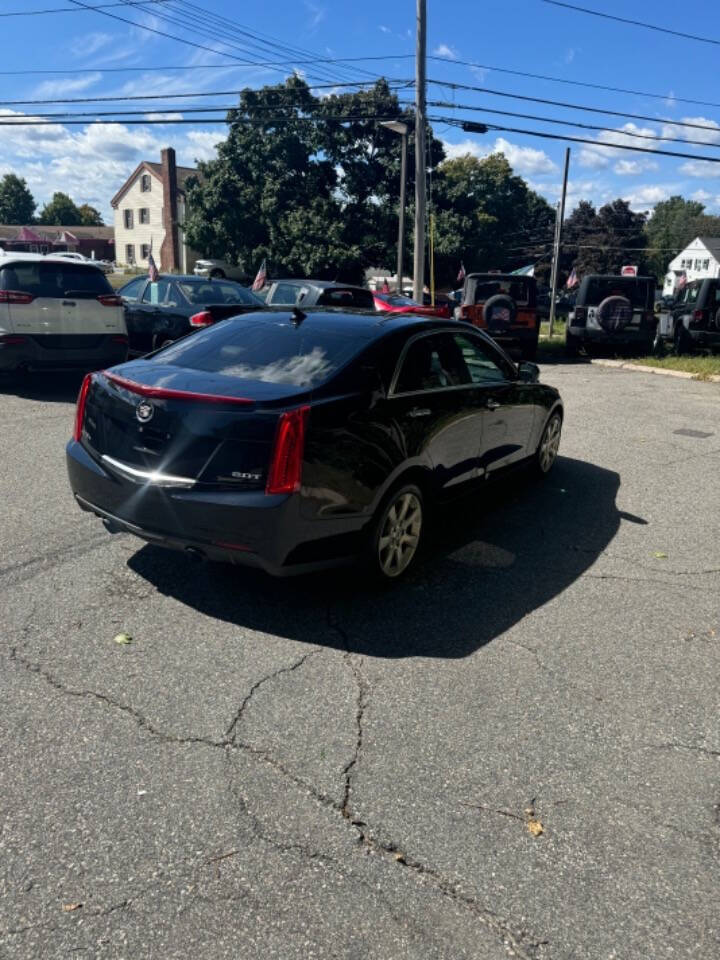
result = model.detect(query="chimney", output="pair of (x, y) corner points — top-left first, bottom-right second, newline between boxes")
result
(159, 147), (180, 272)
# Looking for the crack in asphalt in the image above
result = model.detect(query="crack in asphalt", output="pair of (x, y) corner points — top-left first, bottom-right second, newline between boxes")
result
(584, 572), (717, 594)
(0, 532), (114, 590)
(568, 544), (720, 577)
(652, 742), (720, 759)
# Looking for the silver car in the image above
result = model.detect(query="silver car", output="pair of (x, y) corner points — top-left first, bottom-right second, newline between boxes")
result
(193, 258), (246, 281)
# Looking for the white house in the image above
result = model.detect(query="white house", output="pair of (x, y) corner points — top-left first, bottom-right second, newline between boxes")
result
(663, 236), (720, 296)
(111, 147), (200, 273)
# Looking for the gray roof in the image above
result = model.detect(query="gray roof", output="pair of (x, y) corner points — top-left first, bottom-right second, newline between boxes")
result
(698, 236), (720, 259)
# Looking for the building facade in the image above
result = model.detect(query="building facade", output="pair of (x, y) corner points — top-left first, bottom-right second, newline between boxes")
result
(664, 236), (720, 296)
(111, 147), (199, 272)
(0, 224), (114, 260)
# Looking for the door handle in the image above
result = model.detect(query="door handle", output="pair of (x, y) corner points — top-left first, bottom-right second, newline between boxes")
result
(486, 399), (501, 410)
(408, 407), (431, 418)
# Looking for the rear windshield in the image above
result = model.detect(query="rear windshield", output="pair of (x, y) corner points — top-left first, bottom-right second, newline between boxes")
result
(316, 287), (375, 309)
(581, 277), (654, 308)
(177, 279), (261, 306)
(467, 277), (532, 306)
(152, 317), (367, 387)
(0, 260), (111, 299)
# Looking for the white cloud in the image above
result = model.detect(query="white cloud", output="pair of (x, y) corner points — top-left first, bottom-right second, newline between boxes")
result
(614, 158), (659, 175)
(433, 43), (458, 59)
(33, 73), (103, 98)
(578, 148), (609, 170)
(679, 159), (720, 178)
(304, 1), (326, 29)
(564, 47), (576, 63)
(665, 91), (677, 110)
(442, 137), (556, 175)
(577, 123), (660, 171)
(622, 184), (679, 211)
(70, 32), (113, 58)
(469, 65), (488, 82)
(181, 131), (223, 163)
(662, 116), (720, 145)
(379, 25), (391, 33)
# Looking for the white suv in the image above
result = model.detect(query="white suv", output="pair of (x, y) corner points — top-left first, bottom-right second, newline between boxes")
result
(0, 253), (127, 374)
(193, 258), (247, 281)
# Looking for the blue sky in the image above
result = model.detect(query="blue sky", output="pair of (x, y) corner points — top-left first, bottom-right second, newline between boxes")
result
(2, 0), (720, 222)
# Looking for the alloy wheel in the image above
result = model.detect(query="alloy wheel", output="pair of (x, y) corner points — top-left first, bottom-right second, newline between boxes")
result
(539, 415), (562, 473)
(377, 491), (423, 578)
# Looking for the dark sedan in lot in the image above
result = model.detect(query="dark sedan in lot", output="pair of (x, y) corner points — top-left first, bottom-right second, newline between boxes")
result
(66, 312), (563, 579)
(116, 274), (265, 354)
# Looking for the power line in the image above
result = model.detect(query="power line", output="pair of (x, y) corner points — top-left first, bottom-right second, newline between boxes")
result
(431, 100), (720, 150)
(0, 112), (407, 127)
(541, 0), (720, 48)
(0, 0), (168, 15)
(427, 56), (720, 112)
(430, 79), (720, 135)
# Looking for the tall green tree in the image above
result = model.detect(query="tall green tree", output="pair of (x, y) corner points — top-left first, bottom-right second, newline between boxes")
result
(77, 203), (104, 226)
(562, 199), (647, 279)
(0, 174), (36, 224)
(38, 191), (83, 225)
(644, 195), (705, 278)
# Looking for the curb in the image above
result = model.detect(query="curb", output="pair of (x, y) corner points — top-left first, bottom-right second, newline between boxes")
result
(590, 358), (720, 383)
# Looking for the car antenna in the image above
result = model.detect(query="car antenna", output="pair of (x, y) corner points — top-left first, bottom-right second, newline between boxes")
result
(291, 306), (306, 325)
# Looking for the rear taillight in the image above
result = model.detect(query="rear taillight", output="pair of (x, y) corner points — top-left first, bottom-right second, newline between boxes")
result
(692, 308), (708, 327)
(73, 373), (93, 443)
(573, 306), (587, 325)
(111, 335), (128, 344)
(0, 289), (34, 304)
(189, 310), (213, 327)
(97, 294), (122, 307)
(266, 405), (310, 496)
(0, 334), (28, 344)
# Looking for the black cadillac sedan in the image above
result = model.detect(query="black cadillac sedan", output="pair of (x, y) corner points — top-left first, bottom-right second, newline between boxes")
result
(66, 311), (563, 579)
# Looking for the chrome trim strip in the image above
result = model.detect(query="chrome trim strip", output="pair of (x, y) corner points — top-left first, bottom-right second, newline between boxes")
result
(101, 454), (196, 487)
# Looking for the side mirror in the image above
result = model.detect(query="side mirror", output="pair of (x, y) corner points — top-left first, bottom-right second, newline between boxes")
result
(517, 361), (540, 383)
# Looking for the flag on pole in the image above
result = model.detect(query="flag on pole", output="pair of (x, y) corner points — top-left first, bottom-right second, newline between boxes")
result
(252, 259), (267, 292)
(147, 239), (159, 282)
(566, 267), (579, 289)
(457, 262), (466, 283)
(381, 277), (390, 293)
(510, 263), (535, 277)
(676, 271), (687, 291)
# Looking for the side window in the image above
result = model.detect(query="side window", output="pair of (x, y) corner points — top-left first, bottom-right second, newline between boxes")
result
(453, 333), (511, 384)
(119, 276), (146, 301)
(714, 285), (720, 304)
(141, 279), (171, 305)
(394, 334), (470, 394)
(269, 282), (301, 305)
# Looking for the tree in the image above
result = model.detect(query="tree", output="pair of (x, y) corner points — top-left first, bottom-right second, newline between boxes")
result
(77, 203), (104, 226)
(562, 199), (647, 278)
(38, 192), (82, 225)
(184, 77), (445, 282)
(644, 196), (705, 279)
(0, 174), (36, 224)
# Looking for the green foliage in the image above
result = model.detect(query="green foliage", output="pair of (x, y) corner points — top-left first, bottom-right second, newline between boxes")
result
(644, 196), (720, 279)
(563, 199), (648, 279)
(0, 174), (36, 224)
(38, 191), (83, 226)
(77, 203), (104, 226)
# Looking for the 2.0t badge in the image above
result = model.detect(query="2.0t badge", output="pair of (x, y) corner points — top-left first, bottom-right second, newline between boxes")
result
(136, 399), (154, 423)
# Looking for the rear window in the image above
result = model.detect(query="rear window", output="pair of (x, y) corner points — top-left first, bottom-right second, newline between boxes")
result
(581, 277), (654, 309)
(152, 317), (367, 387)
(0, 260), (111, 299)
(177, 279), (261, 307)
(467, 277), (532, 306)
(316, 287), (375, 310)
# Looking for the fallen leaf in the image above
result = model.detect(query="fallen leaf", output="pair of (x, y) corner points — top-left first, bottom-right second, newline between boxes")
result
(652, 552), (668, 559)
(113, 632), (133, 645)
(62, 903), (83, 912)
(394, 852), (406, 863)
(527, 819), (544, 837)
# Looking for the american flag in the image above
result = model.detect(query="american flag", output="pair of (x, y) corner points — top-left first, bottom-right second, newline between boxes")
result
(676, 271), (687, 290)
(457, 262), (466, 283)
(252, 258), (267, 292)
(566, 267), (579, 289)
(147, 240), (159, 282)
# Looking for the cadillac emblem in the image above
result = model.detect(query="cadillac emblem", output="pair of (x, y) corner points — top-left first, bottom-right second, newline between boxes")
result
(136, 399), (154, 423)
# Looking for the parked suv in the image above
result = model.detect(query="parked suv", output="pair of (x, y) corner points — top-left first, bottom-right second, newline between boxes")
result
(0, 253), (127, 373)
(565, 274), (657, 355)
(667, 278), (720, 354)
(458, 273), (539, 360)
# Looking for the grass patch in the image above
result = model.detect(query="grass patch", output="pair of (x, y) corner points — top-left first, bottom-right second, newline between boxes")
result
(629, 354), (720, 380)
(539, 318), (566, 340)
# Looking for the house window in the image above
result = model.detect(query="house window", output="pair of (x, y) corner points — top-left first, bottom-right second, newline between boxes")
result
(140, 244), (150, 260)
(123, 209), (133, 229)
(140, 174), (151, 192)
(125, 244), (135, 264)
(703, 259), (710, 270)
(695, 259), (703, 270)
(139, 208), (150, 225)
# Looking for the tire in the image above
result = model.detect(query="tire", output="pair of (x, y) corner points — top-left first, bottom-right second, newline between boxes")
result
(596, 295), (633, 332)
(535, 412), (562, 476)
(210, 268), (225, 279)
(565, 331), (581, 357)
(482, 294), (517, 333)
(674, 321), (692, 356)
(368, 483), (424, 580)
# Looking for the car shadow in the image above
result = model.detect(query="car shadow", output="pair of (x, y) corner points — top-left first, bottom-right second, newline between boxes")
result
(127, 456), (639, 659)
(0, 371), (85, 404)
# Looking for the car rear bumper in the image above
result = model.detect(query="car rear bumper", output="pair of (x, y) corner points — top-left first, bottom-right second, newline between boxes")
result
(0, 335), (127, 372)
(66, 440), (364, 575)
(687, 329), (720, 347)
(567, 325), (654, 343)
(470, 323), (538, 345)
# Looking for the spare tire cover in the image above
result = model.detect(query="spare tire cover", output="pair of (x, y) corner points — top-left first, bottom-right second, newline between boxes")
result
(597, 295), (633, 331)
(483, 294), (517, 332)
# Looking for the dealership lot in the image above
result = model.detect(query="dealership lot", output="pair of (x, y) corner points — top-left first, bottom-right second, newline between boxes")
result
(1, 362), (719, 960)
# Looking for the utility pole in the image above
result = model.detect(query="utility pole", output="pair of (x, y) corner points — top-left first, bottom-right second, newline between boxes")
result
(413, 0), (427, 304)
(548, 147), (571, 337)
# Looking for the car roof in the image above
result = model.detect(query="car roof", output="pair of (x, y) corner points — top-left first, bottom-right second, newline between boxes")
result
(0, 252), (103, 268)
(270, 279), (368, 290)
(465, 273), (533, 281)
(122, 273), (245, 283)
(235, 309), (468, 341)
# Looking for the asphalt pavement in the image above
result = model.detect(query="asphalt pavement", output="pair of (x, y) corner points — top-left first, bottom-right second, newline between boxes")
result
(1, 361), (719, 960)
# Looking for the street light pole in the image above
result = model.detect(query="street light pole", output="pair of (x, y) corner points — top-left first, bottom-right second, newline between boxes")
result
(413, 0), (427, 304)
(380, 120), (408, 293)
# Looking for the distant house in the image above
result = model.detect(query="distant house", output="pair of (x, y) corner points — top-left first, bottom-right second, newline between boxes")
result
(111, 147), (199, 272)
(0, 224), (114, 260)
(664, 236), (720, 295)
